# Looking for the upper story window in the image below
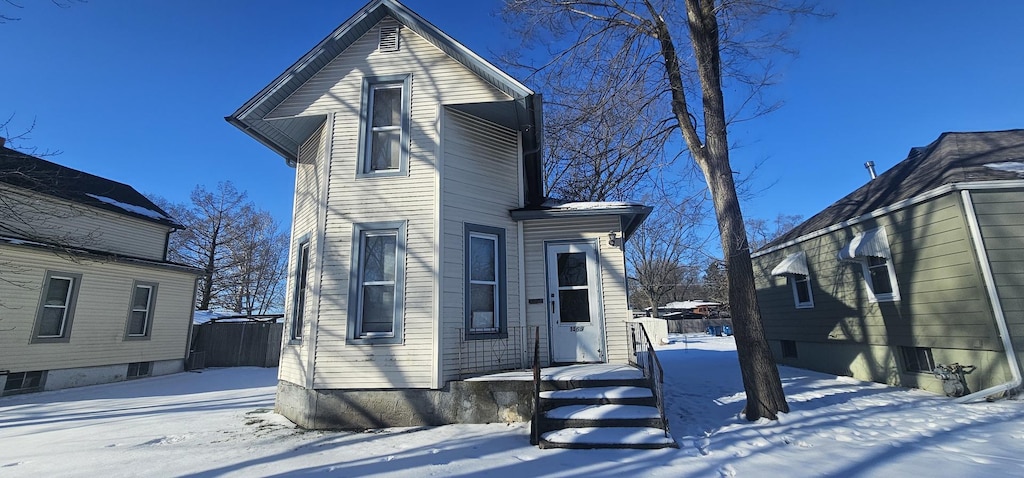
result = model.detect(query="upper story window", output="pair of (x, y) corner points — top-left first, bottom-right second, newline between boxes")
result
(358, 75), (411, 177)
(770, 251), (813, 309)
(125, 281), (158, 339)
(32, 271), (83, 343)
(837, 227), (901, 302)
(465, 224), (507, 339)
(348, 221), (406, 345)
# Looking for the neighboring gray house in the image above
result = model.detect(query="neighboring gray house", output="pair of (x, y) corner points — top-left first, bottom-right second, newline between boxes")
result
(228, 0), (649, 428)
(751, 130), (1024, 400)
(0, 145), (201, 395)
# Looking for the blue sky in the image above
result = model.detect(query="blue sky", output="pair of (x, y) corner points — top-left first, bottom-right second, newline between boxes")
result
(2, 0), (1022, 235)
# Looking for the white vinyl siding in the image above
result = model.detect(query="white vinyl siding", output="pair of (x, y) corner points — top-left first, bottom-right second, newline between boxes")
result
(278, 122), (327, 387)
(270, 18), (513, 390)
(440, 110), (521, 382)
(0, 243), (196, 374)
(520, 216), (630, 366)
(0, 184), (172, 261)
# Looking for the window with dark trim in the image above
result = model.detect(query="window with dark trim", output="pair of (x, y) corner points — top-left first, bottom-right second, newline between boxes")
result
(127, 362), (151, 379)
(348, 222), (406, 344)
(32, 271), (82, 343)
(125, 281), (158, 340)
(357, 74), (411, 177)
(465, 224), (507, 339)
(901, 346), (935, 373)
(291, 240), (311, 341)
(3, 371), (45, 395)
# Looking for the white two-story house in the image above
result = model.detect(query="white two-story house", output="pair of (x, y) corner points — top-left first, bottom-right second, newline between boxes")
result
(228, 0), (650, 429)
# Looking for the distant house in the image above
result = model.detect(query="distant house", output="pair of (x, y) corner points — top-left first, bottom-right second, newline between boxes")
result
(228, 0), (650, 428)
(0, 145), (201, 395)
(752, 130), (1024, 399)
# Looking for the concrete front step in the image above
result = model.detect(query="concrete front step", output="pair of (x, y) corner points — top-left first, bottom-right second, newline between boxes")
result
(539, 426), (678, 449)
(543, 404), (663, 430)
(540, 378), (649, 391)
(540, 386), (653, 400)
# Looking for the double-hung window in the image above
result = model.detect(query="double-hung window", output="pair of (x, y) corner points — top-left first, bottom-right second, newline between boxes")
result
(32, 271), (82, 343)
(291, 240), (311, 342)
(465, 224), (506, 339)
(349, 222), (406, 344)
(770, 251), (813, 309)
(126, 281), (158, 339)
(838, 227), (900, 302)
(358, 75), (411, 176)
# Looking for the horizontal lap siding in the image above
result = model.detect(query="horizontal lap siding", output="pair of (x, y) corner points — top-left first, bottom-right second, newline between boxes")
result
(970, 188), (1024, 364)
(278, 124), (325, 387)
(271, 17), (511, 389)
(439, 110), (521, 383)
(0, 185), (170, 261)
(0, 245), (195, 373)
(521, 217), (629, 365)
(754, 193), (996, 351)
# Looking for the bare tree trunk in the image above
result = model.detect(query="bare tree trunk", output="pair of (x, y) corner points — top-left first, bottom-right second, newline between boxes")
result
(652, 0), (788, 419)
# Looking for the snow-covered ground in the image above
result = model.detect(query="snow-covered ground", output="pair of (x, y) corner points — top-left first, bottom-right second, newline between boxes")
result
(3, 335), (1023, 477)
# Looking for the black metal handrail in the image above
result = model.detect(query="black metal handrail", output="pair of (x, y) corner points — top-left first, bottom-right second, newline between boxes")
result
(627, 322), (669, 438)
(530, 326), (541, 446)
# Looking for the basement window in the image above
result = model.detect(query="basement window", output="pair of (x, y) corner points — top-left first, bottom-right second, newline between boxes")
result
(127, 362), (151, 379)
(3, 371), (45, 395)
(781, 340), (798, 359)
(900, 346), (935, 373)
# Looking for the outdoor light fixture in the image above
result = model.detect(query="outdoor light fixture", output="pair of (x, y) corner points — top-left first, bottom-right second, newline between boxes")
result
(608, 231), (620, 248)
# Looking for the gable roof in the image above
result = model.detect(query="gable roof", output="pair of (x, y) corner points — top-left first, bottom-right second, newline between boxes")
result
(759, 129), (1024, 253)
(0, 146), (182, 229)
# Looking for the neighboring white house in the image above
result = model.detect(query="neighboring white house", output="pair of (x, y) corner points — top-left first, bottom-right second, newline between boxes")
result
(0, 144), (201, 395)
(228, 0), (650, 428)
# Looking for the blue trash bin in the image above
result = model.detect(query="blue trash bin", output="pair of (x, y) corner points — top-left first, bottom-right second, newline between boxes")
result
(723, 325), (733, 336)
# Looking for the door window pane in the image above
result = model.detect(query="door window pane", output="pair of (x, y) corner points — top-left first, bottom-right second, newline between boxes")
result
(557, 252), (588, 286)
(559, 290), (591, 323)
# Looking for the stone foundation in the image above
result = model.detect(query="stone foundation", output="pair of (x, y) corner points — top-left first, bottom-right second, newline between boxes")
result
(275, 379), (534, 429)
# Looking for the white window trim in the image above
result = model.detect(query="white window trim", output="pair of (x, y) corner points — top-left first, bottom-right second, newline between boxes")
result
(347, 221), (406, 345)
(469, 232), (499, 333)
(464, 224), (507, 339)
(290, 239), (311, 342)
(32, 271), (82, 343)
(356, 74), (411, 178)
(788, 274), (815, 309)
(125, 281), (158, 340)
(860, 256), (901, 303)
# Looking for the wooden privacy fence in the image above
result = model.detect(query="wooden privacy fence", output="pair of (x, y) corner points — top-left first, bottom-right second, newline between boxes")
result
(190, 321), (283, 368)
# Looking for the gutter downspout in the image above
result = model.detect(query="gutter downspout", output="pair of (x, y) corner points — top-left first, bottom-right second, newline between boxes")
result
(956, 190), (1022, 403)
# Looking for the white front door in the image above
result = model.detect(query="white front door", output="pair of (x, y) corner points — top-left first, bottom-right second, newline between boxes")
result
(546, 241), (605, 363)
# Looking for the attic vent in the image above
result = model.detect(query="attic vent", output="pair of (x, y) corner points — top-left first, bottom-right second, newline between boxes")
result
(379, 25), (400, 52)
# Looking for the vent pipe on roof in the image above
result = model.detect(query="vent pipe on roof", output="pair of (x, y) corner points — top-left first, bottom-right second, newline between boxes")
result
(865, 161), (877, 180)
(0, 137), (5, 148)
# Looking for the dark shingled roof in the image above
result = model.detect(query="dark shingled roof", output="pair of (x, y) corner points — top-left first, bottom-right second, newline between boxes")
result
(761, 129), (1024, 251)
(0, 146), (183, 229)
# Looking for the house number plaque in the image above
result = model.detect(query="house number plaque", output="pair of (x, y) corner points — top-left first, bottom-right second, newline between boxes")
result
(570, 326), (585, 332)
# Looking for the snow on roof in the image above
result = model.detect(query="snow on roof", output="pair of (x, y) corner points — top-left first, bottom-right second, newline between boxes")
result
(86, 193), (172, 221)
(984, 161), (1024, 176)
(193, 309), (237, 325)
(661, 301), (720, 309)
(541, 198), (644, 210)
